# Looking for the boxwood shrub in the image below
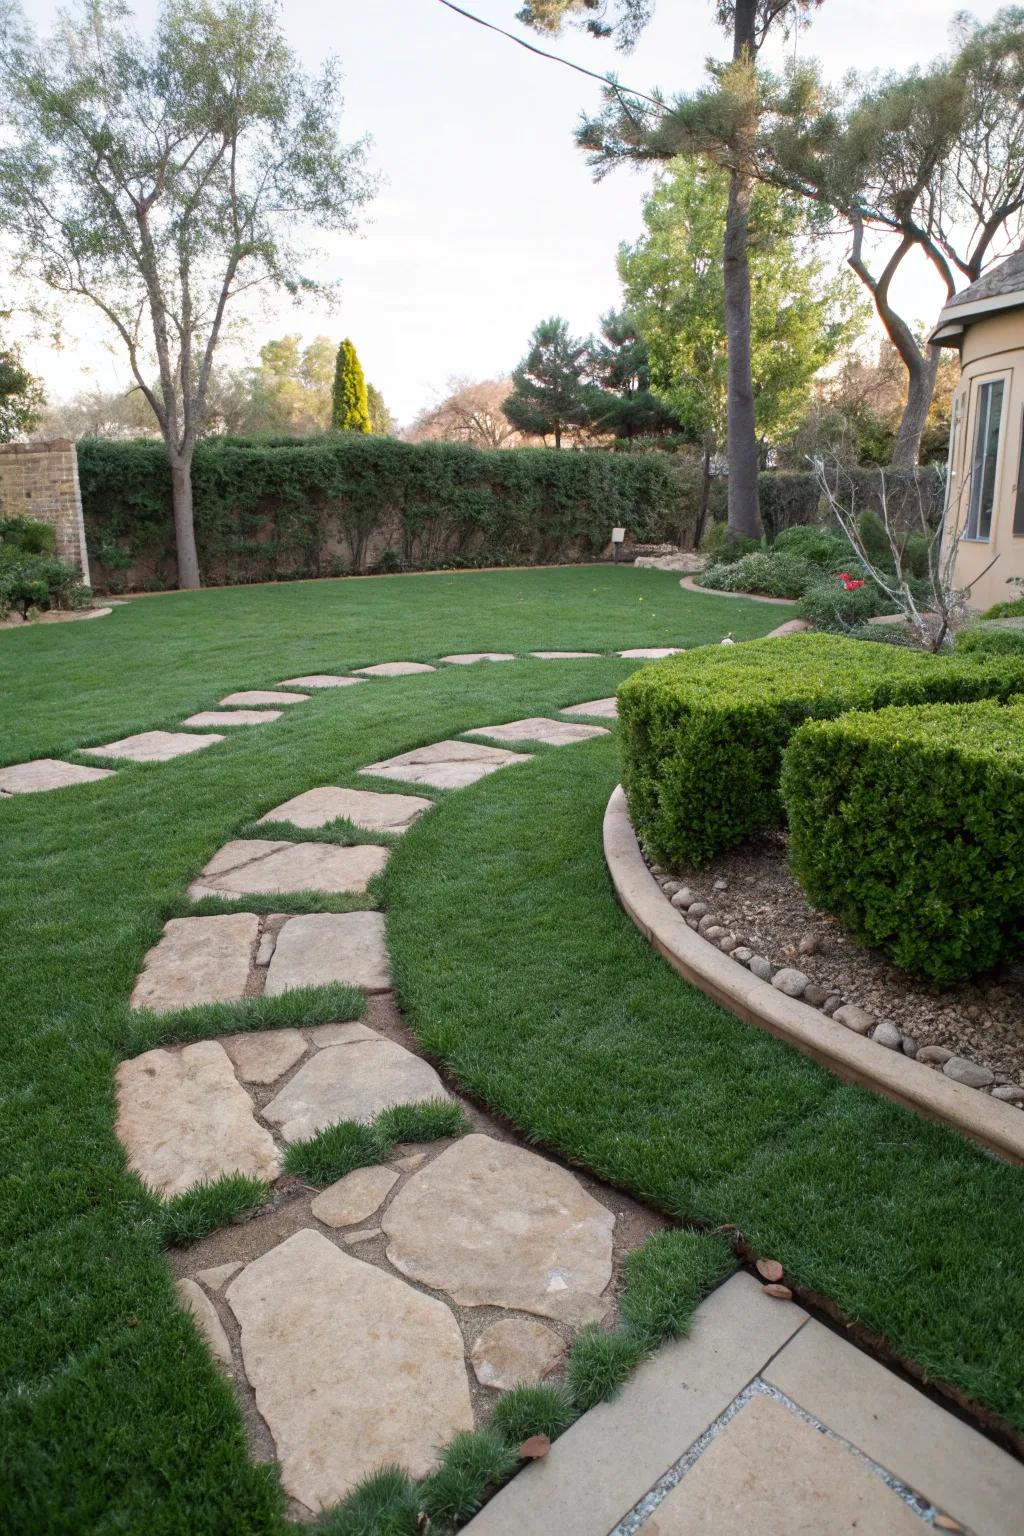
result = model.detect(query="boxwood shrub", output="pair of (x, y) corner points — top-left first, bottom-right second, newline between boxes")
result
(616, 635), (1024, 867)
(780, 699), (1024, 982)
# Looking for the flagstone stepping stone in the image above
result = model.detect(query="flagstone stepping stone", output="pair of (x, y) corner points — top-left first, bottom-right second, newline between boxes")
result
(116, 1039), (280, 1196)
(219, 689), (309, 706)
(560, 697), (618, 719)
(226, 1229), (473, 1507)
(263, 1038), (449, 1141)
(277, 675), (364, 688)
(470, 1318), (565, 1390)
(617, 647), (682, 658)
(382, 1134), (614, 1325)
(361, 739), (530, 790)
(306, 1021), (381, 1047)
(466, 717), (609, 747)
(187, 839), (389, 900)
(176, 1278), (232, 1366)
(310, 1165), (399, 1227)
(265, 912), (391, 996)
(223, 1028), (307, 1085)
(182, 710), (281, 727)
(530, 650), (601, 658)
(82, 729), (225, 762)
(440, 652), (516, 664)
(130, 913), (259, 1012)
(352, 661), (437, 676)
(260, 785), (433, 833)
(195, 1260), (243, 1290)
(0, 758), (116, 795)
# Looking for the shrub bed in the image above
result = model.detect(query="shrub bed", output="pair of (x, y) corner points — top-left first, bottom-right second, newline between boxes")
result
(781, 699), (1024, 982)
(0, 515), (90, 619)
(616, 635), (1024, 866)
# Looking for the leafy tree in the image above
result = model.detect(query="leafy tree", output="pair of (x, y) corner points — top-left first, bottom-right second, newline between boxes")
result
(407, 378), (524, 448)
(331, 338), (371, 433)
(0, 328), (43, 441)
(619, 158), (861, 537)
(582, 311), (680, 439)
(366, 382), (395, 436)
(0, 0), (371, 587)
(504, 316), (589, 448)
(517, 1), (825, 537)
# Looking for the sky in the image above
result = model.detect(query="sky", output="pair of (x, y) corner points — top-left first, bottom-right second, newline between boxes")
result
(14, 0), (1011, 426)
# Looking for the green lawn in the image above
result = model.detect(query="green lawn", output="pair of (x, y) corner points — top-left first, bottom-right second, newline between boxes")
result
(2, 565), (1021, 1534)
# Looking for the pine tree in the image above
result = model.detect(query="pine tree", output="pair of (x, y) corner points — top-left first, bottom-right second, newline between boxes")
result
(503, 317), (588, 448)
(331, 338), (371, 432)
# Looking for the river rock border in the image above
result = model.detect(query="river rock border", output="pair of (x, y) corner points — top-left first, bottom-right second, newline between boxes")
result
(603, 785), (1024, 1164)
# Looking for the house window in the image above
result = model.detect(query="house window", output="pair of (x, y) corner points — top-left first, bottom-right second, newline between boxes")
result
(965, 378), (1004, 540)
(1014, 407), (1024, 539)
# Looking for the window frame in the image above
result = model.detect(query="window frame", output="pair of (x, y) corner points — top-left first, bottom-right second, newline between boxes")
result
(963, 371), (1009, 543)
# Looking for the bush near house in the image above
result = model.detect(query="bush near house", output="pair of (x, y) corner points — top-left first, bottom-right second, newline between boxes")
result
(956, 624), (1024, 659)
(617, 635), (1024, 867)
(0, 515), (89, 619)
(781, 699), (1024, 983)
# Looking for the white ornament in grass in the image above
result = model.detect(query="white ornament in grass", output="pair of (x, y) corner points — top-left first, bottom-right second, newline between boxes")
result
(720, 633), (735, 646)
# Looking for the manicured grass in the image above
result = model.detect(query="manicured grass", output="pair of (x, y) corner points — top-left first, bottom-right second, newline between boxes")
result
(283, 1100), (470, 1185)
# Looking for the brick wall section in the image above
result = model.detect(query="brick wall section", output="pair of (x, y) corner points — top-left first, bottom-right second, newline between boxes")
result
(0, 439), (91, 585)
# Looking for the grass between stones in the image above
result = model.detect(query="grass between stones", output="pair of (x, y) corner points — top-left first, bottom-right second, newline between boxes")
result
(283, 1101), (471, 1185)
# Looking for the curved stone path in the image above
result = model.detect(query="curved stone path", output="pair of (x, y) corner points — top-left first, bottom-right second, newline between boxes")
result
(72, 646), (1024, 1529)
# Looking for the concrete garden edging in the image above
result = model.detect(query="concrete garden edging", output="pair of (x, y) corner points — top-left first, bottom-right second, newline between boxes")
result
(678, 575), (795, 605)
(603, 784), (1024, 1163)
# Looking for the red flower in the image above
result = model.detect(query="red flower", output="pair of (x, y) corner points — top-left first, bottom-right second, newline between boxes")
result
(843, 578), (865, 591)
(837, 571), (850, 581)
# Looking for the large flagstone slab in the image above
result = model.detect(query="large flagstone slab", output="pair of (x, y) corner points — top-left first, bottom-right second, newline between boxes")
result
(263, 1038), (449, 1141)
(617, 647), (682, 658)
(361, 739), (530, 790)
(351, 661), (436, 676)
(226, 1229), (473, 1509)
(116, 1039), (280, 1196)
(182, 710), (281, 727)
(219, 689), (309, 706)
(130, 913), (259, 1012)
(440, 652), (516, 664)
(382, 1134), (614, 1325)
(560, 697), (618, 719)
(0, 758), (115, 795)
(277, 675), (364, 689)
(187, 839), (389, 900)
(82, 729), (224, 762)
(466, 717), (609, 747)
(260, 786), (433, 833)
(264, 911), (391, 996)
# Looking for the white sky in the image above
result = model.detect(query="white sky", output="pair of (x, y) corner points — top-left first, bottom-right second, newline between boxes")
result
(14, 0), (1010, 426)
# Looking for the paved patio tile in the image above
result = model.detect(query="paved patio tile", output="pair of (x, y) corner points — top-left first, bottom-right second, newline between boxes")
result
(263, 1038), (449, 1140)
(186, 839), (389, 900)
(259, 785), (433, 833)
(219, 690), (309, 706)
(264, 911), (391, 995)
(530, 650), (601, 658)
(277, 675), (364, 688)
(361, 739), (530, 790)
(0, 758), (115, 795)
(181, 710), (281, 727)
(466, 717), (609, 747)
(560, 698), (618, 719)
(440, 652), (516, 664)
(351, 661), (437, 676)
(82, 729), (225, 762)
(130, 913), (259, 1012)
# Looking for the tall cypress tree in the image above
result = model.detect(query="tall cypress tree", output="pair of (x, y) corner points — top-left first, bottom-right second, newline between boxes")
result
(331, 338), (371, 432)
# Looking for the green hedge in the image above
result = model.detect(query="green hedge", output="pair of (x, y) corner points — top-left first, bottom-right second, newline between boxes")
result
(781, 699), (1024, 982)
(77, 436), (702, 590)
(616, 635), (1024, 866)
(956, 624), (1024, 659)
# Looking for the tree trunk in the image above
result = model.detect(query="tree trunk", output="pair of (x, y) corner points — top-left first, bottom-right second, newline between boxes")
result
(723, 0), (762, 542)
(693, 431), (715, 550)
(891, 345), (942, 469)
(169, 452), (202, 590)
(554, 421), (562, 449)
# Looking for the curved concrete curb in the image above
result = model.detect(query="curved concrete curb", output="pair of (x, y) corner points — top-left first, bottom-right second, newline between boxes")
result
(678, 575), (795, 606)
(603, 785), (1024, 1163)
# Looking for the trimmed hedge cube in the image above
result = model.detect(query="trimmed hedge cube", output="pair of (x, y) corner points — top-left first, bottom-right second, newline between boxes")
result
(781, 699), (1024, 983)
(616, 634), (1024, 866)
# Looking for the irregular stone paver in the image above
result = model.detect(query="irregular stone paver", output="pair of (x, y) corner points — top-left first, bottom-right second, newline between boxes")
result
(766, 618), (812, 639)
(306, 1021), (381, 1047)
(617, 647), (682, 659)
(82, 729), (225, 762)
(195, 1260), (243, 1290)
(181, 710), (281, 727)
(223, 1028), (307, 1084)
(260, 786), (433, 833)
(219, 689), (309, 706)
(176, 1278), (232, 1366)
(467, 717), (609, 747)
(382, 1134), (614, 1325)
(560, 697), (618, 719)
(265, 912), (391, 996)
(440, 652), (516, 664)
(116, 1040), (280, 1196)
(530, 650), (601, 659)
(470, 1318), (565, 1390)
(226, 1229), (473, 1507)
(639, 1393), (922, 1535)
(130, 913), (259, 1012)
(263, 1039), (449, 1141)
(187, 839), (389, 900)
(310, 1166), (399, 1227)
(0, 758), (116, 795)
(351, 661), (436, 676)
(277, 675), (364, 689)
(361, 739), (530, 790)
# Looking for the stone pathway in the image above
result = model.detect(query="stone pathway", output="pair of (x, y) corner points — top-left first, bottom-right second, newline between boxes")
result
(0, 757), (115, 794)
(83, 728), (225, 761)
(361, 739), (531, 790)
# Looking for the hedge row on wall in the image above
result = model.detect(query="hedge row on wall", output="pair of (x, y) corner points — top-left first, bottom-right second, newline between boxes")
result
(78, 436), (708, 590)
